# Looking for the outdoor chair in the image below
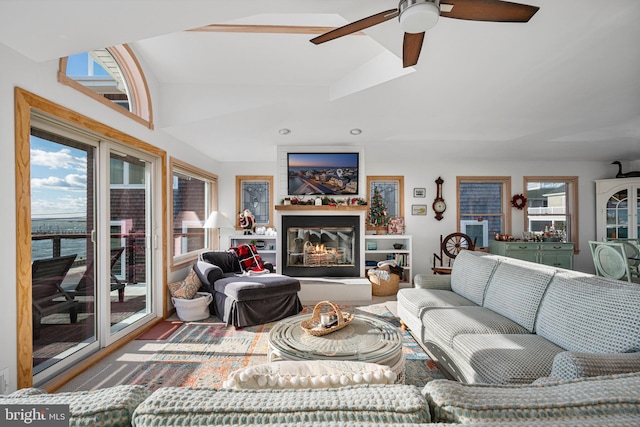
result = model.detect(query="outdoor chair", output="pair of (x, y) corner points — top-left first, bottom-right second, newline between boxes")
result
(71, 247), (127, 302)
(32, 254), (79, 339)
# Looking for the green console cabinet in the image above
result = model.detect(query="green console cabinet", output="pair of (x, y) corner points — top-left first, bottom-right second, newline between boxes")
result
(489, 241), (574, 270)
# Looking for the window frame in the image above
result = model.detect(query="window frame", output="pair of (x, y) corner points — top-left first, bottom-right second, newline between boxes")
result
(366, 176), (405, 231)
(170, 157), (219, 270)
(456, 176), (512, 239)
(58, 44), (153, 129)
(523, 176), (579, 254)
(235, 176), (274, 230)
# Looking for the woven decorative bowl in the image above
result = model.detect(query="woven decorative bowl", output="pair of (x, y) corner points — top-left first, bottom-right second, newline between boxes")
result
(300, 300), (354, 336)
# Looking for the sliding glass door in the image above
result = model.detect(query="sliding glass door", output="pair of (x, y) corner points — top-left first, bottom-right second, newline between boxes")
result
(30, 128), (99, 377)
(108, 150), (151, 334)
(30, 119), (157, 385)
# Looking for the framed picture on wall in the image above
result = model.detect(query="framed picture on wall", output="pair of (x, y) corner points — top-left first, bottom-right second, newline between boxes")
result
(412, 205), (427, 216)
(413, 188), (426, 198)
(236, 176), (274, 228)
(388, 217), (405, 234)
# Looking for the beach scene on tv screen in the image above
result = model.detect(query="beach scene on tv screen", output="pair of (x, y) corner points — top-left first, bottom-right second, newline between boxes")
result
(288, 153), (359, 195)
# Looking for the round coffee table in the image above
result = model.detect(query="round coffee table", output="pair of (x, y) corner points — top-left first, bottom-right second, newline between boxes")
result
(268, 313), (405, 382)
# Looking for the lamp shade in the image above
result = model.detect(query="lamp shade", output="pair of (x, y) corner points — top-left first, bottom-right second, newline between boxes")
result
(400, 0), (440, 34)
(203, 211), (234, 229)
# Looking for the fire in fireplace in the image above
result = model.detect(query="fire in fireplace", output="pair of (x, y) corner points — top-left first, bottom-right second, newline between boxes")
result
(281, 215), (360, 277)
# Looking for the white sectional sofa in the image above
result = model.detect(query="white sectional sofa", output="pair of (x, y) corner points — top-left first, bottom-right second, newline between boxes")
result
(398, 250), (640, 384)
(3, 372), (640, 426)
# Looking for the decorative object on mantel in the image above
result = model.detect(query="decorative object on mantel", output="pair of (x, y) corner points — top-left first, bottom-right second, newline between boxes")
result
(300, 301), (354, 336)
(367, 186), (389, 235)
(511, 193), (527, 210)
(281, 196), (367, 206)
(612, 161), (640, 178)
(239, 209), (255, 234)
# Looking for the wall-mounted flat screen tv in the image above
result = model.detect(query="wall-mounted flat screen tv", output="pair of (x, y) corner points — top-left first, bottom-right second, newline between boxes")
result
(287, 152), (359, 196)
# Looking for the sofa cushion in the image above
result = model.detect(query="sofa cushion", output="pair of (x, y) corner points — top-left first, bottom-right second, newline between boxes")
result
(482, 260), (555, 332)
(397, 288), (476, 319)
(450, 251), (500, 305)
(422, 306), (530, 348)
(451, 334), (563, 384)
(423, 371), (640, 424)
(550, 351), (640, 380)
(200, 251), (242, 273)
(2, 385), (150, 427)
(413, 274), (452, 290)
(536, 274), (640, 354)
(223, 360), (396, 389)
(213, 274), (301, 301)
(131, 384), (431, 425)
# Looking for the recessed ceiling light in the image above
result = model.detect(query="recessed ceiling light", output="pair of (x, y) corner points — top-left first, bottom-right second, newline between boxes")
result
(349, 128), (362, 135)
(278, 128), (291, 135)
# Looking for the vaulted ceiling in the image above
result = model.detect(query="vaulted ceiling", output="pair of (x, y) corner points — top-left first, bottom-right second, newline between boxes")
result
(1, 0), (639, 162)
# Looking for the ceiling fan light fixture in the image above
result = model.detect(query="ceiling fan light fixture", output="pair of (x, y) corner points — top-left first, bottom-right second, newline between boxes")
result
(399, 0), (440, 34)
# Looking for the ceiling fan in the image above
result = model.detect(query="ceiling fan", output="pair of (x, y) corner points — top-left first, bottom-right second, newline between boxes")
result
(310, 0), (539, 68)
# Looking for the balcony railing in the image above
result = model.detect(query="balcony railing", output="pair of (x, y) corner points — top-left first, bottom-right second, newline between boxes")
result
(31, 232), (145, 283)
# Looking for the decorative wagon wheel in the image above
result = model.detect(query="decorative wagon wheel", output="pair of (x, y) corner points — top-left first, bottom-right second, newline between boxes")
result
(442, 232), (475, 259)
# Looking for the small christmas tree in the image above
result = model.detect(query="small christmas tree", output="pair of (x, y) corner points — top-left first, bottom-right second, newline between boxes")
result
(367, 186), (389, 227)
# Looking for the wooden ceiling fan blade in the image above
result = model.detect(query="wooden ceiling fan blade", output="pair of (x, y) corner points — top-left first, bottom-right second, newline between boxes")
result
(440, 0), (539, 22)
(311, 9), (399, 44)
(403, 32), (425, 68)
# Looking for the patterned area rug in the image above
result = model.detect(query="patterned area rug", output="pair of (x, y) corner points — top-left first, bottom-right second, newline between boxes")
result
(122, 303), (447, 391)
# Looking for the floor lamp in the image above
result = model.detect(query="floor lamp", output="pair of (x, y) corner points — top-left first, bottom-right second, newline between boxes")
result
(203, 211), (234, 250)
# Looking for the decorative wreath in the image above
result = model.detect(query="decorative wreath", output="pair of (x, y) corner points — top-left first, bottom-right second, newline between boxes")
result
(511, 194), (527, 210)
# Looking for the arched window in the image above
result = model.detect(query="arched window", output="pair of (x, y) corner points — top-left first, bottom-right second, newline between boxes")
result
(59, 45), (153, 129)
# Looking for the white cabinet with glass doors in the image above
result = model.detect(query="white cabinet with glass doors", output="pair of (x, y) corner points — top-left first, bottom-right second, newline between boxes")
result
(595, 178), (640, 241)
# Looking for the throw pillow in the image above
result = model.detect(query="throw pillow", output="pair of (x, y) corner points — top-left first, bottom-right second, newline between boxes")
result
(167, 280), (183, 296)
(229, 243), (266, 273)
(169, 269), (201, 299)
(223, 360), (396, 389)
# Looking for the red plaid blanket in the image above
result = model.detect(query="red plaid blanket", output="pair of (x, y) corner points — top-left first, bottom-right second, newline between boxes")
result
(229, 244), (266, 272)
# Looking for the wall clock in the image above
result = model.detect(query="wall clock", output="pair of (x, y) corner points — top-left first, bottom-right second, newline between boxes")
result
(432, 177), (446, 221)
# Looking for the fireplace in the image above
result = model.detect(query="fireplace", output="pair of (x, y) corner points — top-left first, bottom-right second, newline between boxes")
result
(281, 215), (360, 277)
